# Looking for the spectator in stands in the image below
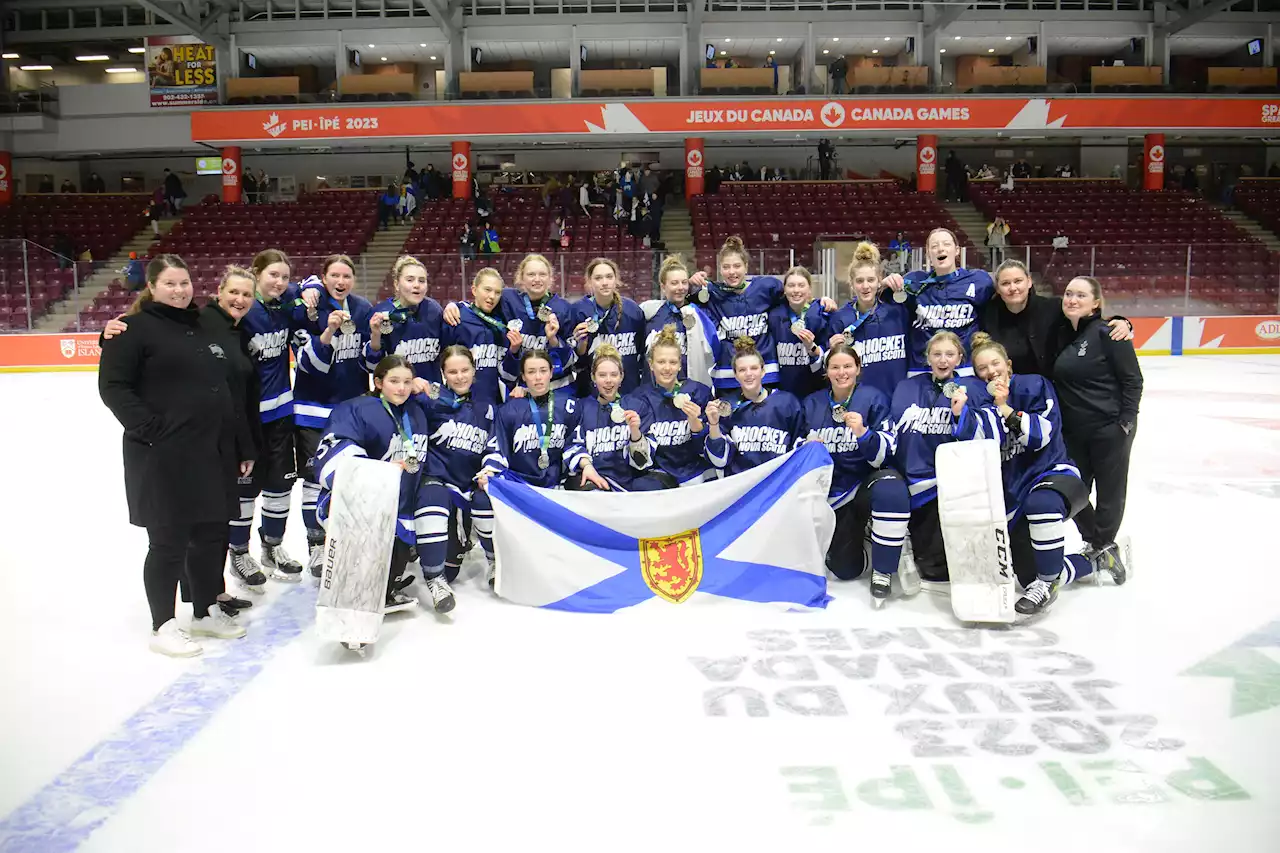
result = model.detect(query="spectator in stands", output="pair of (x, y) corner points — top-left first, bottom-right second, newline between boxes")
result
(397, 183), (417, 224)
(1000, 169), (1016, 192)
(149, 191), (164, 236)
(641, 166), (660, 200)
(985, 216), (1010, 266)
(542, 174), (560, 210)
(38, 176), (54, 193)
(54, 233), (75, 270)
(163, 168), (186, 213)
(421, 164), (441, 201)
(1181, 164), (1199, 194)
(706, 165), (723, 195)
(60, 179), (77, 193)
(620, 167), (636, 201)
(557, 178), (575, 218)
(944, 151), (966, 202)
(378, 183), (398, 230)
(243, 169), (258, 205)
(579, 180), (591, 217)
(256, 169), (269, 201)
(742, 161), (755, 182)
(124, 252), (146, 291)
(460, 222), (478, 260)
(770, 168), (785, 181)
(829, 54), (848, 95)
(550, 215), (566, 252)
(404, 161), (419, 187)
(889, 232), (911, 272)
(480, 223), (501, 255)
(974, 164), (995, 180)
(86, 172), (106, 193)
(1012, 159), (1032, 179)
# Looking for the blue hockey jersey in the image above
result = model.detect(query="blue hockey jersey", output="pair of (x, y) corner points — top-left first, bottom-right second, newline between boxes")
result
(631, 380), (716, 486)
(643, 302), (691, 374)
(481, 392), (589, 489)
(571, 393), (653, 490)
(364, 296), (444, 384)
(314, 394), (431, 543)
(441, 302), (521, 409)
(890, 374), (991, 508)
(800, 385), (896, 507)
(707, 388), (804, 477)
(899, 267), (994, 372)
(241, 284), (310, 423)
(694, 276), (787, 390)
(767, 301), (825, 399)
(293, 289), (375, 428)
(570, 295), (647, 395)
(500, 289), (577, 390)
(821, 300), (910, 400)
(981, 373), (1081, 519)
(422, 391), (494, 504)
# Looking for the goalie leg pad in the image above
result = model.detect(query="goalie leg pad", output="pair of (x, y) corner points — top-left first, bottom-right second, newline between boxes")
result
(935, 440), (1016, 623)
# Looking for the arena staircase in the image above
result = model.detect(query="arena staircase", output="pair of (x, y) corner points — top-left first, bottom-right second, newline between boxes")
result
(1220, 208), (1280, 253)
(35, 220), (178, 332)
(659, 199), (697, 268)
(357, 221), (414, 300)
(943, 201), (990, 268)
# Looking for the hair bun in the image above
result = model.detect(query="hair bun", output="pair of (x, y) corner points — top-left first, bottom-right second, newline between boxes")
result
(970, 332), (992, 349)
(733, 336), (757, 354)
(594, 342), (621, 362)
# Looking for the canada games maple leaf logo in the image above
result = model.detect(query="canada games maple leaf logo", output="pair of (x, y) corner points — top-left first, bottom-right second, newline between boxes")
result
(820, 102), (845, 128)
(262, 112), (287, 138)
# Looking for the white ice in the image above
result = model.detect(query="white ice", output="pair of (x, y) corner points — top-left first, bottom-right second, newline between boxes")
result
(1, 356), (1279, 853)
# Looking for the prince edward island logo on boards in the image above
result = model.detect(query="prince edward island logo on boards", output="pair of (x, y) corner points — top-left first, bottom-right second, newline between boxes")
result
(640, 528), (703, 603)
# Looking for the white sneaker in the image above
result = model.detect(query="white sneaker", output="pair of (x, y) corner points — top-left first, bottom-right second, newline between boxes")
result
(425, 575), (456, 614)
(189, 605), (247, 640)
(150, 619), (203, 657)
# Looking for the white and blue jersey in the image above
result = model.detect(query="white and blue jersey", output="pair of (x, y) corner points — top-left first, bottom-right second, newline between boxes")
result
(571, 394), (653, 490)
(706, 388), (804, 477)
(241, 285), (310, 423)
(694, 276), (787, 390)
(800, 385), (896, 508)
(768, 301), (825, 399)
(632, 380), (716, 486)
(821, 300), (910, 400)
(890, 374), (991, 508)
(442, 302), (521, 409)
(481, 392), (588, 489)
(898, 267), (994, 373)
(643, 302), (691, 374)
(422, 391), (493, 505)
(314, 394), (431, 544)
(981, 374), (1081, 520)
(365, 296), (443, 384)
(571, 295), (647, 395)
(501, 289), (577, 390)
(293, 290), (375, 428)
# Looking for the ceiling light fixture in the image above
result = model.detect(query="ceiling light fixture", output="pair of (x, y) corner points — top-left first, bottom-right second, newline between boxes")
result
(1006, 36), (1014, 40)
(20, 65), (52, 71)
(884, 36), (892, 41)
(128, 47), (145, 54)
(76, 55), (110, 61)
(368, 44), (375, 48)
(719, 51), (727, 56)
(833, 37), (840, 42)
(872, 49), (879, 54)
(430, 55), (437, 60)
(381, 57), (388, 61)
(939, 48), (947, 54)
(988, 48), (995, 53)
(768, 50), (776, 55)
(954, 35), (962, 41)
(1, 53), (17, 60)
(724, 38), (731, 43)
(822, 49), (830, 54)
(776, 38), (783, 42)
(105, 67), (138, 73)
(420, 43), (427, 47)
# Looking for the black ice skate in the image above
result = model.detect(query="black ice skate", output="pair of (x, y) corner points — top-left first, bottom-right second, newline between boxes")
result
(260, 535), (303, 583)
(1015, 576), (1059, 615)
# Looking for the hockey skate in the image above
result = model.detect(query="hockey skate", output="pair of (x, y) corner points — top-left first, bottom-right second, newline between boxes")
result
(1087, 539), (1130, 586)
(228, 548), (268, 594)
(870, 571), (892, 608)
(424, 575), (456, 614)
(307, 541), (324, 579)
(384, 591), (416, 614)
(261, 535), (303, 583)
(1015, 576), (1059, 616)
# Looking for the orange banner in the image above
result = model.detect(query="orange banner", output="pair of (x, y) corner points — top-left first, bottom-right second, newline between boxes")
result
(0, 334), (103, 371)
(1187, 316), (1280, 352)
(191, 97), (1280, 142)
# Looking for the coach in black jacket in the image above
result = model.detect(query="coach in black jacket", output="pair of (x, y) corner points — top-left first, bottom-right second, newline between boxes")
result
(1051, 276), (1143, 557)
(99, 255), (245, 655)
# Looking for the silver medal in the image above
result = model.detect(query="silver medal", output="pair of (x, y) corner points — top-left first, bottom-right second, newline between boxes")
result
(696, 288), (710, 305)
(402, 455), (420, 474)
(508, 319), (523, 333)
(586, 319), (600, 334)
(426, 382), (441, 400)
(790, 321), (806, 337)
(306, 306), (319, 322)
(680, 305), (697, 330)
(987, 379), (1002, 396)
(831, 404), (846, 423)
(672, 393), (691, 409)
(892, 290), (908, 304)
(537, 450), (549, 470)
(942, 381), (960, 399)
(609, 405), (626, 424)
(536, 305), (554, 323)
(340, 318), (356, 335)
(379, 317), (394, 334)
(715, 399), (732, 417)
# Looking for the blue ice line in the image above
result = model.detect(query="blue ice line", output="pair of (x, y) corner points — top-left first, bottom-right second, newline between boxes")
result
(0, 584), (315, 853)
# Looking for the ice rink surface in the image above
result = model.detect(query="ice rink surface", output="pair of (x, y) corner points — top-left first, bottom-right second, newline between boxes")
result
(1, 355), (1279, 853)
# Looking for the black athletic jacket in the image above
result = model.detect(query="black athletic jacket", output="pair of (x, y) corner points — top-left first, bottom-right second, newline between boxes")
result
(1051, 312), (1143, 437)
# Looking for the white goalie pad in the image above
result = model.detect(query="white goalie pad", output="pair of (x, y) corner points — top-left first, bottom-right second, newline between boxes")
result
(935, 440), (1016, 623)
(315, 456), (401, 646)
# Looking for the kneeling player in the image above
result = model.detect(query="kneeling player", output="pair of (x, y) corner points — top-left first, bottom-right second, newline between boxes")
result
(801, 343), (909, 605)
(315, 356), (457, 614)
(570, 343), (672, 491)
(705, 337), (804, 476)
(970, 333), (1126, 616)
(890, 331), (991, 581)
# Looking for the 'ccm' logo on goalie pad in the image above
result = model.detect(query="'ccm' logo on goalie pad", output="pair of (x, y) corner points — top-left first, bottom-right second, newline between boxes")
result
(994, 527), (1013, 582)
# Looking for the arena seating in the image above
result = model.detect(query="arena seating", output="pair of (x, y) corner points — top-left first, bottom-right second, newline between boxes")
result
(691, 180), (974, 268)
(0, 194), (146, 330)
(1235, 181), (1280, 244)
(969, 180), (1279, 314)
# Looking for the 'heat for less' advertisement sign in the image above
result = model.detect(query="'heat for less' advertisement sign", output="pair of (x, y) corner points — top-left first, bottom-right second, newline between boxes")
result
(147, 35), (217, 108)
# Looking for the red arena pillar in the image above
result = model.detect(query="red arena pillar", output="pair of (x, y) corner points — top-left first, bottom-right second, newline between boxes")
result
(916, 135), (938, 194)
(221, 146), (242, 203)
(0, 151), (11, 206)
(451, 141), (472, 199)
(1143, 133), (1165, 191)
(684, 137), (705, 201)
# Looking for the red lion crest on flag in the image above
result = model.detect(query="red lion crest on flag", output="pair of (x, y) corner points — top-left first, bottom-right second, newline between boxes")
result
(639, 529), (704, 604)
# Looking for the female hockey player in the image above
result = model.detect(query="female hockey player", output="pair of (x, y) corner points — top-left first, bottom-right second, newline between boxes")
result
(570, 258), (647, 395)
(799, 343), (910, 606)
(631, 325), (718, 487)
(365, 255), (444, 385)
(766, 266), (825, 399)
(822, 242), (910, 399)
(441, 267), (523, 409)
(1051, 276), (1142, 577)
(478, 349), (609, 491)
(889, 330), (991, 582)
(705, 337), (805, 476)
(418, 345), (497, 589)
(569, 343), (672, 491)
(99, 255), (248, 656)
(970, 332), (1125, 617)
(295, 254), (375, 577)
(314, 355), (455, 615)
(643, 255), (693, 374)
(687, 237), (837, 392)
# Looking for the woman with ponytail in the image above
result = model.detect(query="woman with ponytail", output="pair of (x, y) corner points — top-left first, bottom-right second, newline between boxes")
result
(767, 265), (825, 399)
(365, 255), (444, 384)
(704, 337), (805, 476)
(631, 324), (718, 486)
(441, 267), (524, 408)
(567, 344), (673, 491)
(570, 258), (647, 395)
(822, 242), (910, 398)
(800, 343), (910, 606)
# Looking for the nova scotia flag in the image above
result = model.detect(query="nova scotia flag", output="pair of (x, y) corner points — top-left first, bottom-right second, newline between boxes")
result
(488, 443), (837, 612)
